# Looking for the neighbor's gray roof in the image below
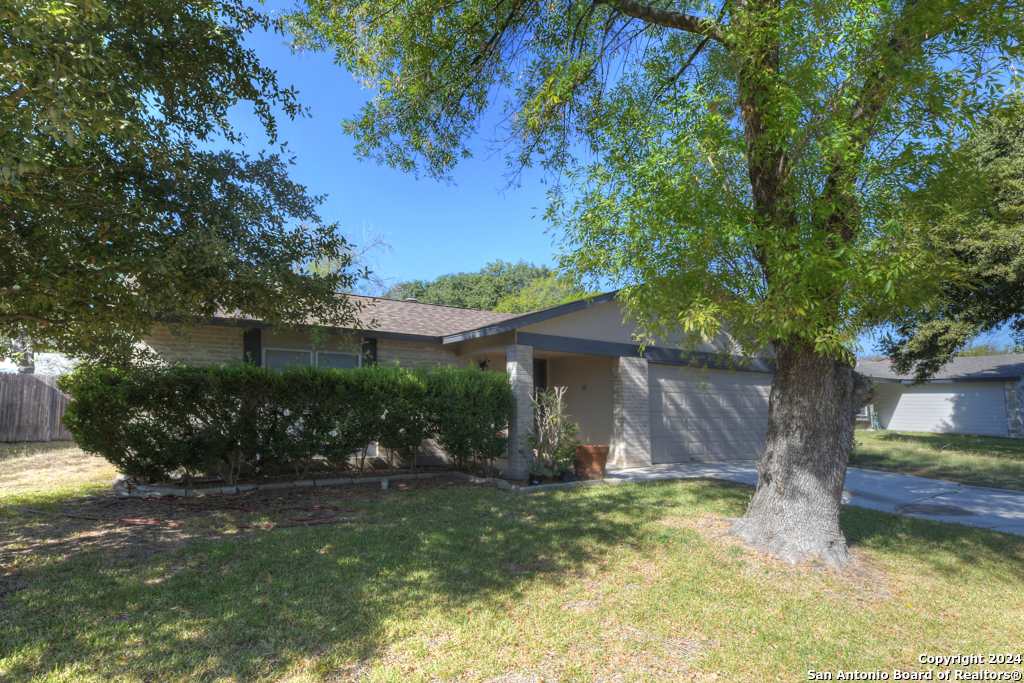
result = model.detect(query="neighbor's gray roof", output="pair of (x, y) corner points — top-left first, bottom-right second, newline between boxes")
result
(856, 354), (1024, 381)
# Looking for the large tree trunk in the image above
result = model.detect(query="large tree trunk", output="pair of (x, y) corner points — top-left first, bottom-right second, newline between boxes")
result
(729, 342), (875, 569)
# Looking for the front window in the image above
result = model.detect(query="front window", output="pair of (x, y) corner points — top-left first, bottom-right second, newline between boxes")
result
(263, 348), (311, 370)
(262, 348), (361, 371)
(317, 351), (360, 370)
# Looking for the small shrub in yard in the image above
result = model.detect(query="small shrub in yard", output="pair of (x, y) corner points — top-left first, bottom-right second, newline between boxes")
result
(60, 361), (513, 483)
(524, 386), (580, 481)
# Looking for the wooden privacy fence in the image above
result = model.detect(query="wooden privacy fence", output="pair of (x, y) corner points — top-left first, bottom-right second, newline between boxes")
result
(0, 374), (74, 442)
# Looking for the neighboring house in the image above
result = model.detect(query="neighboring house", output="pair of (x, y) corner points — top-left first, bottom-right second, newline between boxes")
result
(856, 355), (1024, 438)
(0, 352), (77, 375)
(140, 292), (775, 477)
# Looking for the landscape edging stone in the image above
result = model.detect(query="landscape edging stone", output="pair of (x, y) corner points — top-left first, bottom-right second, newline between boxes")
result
(114, 470), (612, 498)
(114, 471), (447, 498)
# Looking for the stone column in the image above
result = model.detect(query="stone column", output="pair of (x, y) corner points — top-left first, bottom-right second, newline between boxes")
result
(1006, 381), (1024, 438)
(506, 344), (534, 479)
(609, 356), (652, 470)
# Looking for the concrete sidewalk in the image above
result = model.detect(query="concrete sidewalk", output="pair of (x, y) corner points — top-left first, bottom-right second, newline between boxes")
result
(606, 461), (1024, 536)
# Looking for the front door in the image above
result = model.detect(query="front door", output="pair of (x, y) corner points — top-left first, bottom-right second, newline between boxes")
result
(533, 359), (548, 392)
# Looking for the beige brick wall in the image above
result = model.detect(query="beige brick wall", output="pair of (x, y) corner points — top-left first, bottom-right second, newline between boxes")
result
(141, 325), (244, 366)
(608, 356), (652, 470)
(505, 343), (534, 479)
(377, 340), (461, 368)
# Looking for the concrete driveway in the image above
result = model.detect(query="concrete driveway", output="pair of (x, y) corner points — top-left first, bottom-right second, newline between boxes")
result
(606, 461), (1024, 536)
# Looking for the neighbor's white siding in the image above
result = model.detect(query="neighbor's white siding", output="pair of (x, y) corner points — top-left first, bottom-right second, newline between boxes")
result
(875, 381), (1008, 437)
(649, 363), (771, 462)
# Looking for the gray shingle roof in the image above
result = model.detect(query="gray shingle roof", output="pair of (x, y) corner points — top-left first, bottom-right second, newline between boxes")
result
(350, 296), (517, 337)
(856, 354), (1024, 381)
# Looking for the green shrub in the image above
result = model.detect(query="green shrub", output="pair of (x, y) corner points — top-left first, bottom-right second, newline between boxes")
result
(60, 361), (513, 483)
(61, 362), (287, 484)
(372, 365), (430, 473)
(426, 365), (515, 476)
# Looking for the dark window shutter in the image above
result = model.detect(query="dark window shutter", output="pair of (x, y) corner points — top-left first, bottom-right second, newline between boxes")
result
(243, 329), (262, 366)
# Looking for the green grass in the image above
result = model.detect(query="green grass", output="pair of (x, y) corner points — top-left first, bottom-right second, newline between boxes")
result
(852, 429), (1024, 491)
(3, 450), (1023, 682)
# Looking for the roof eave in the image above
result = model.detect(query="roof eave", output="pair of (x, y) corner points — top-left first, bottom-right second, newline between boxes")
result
(206, 316), (446, 344)
(867, 375), (1021, 383)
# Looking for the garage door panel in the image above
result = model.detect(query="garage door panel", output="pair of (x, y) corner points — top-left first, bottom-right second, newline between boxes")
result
(649, 364), (772, 463)
(655, 417), (696, 431)
(743, 418), (769, 432)
(652, 406), (714, 420)
(655, 442), (690, 459)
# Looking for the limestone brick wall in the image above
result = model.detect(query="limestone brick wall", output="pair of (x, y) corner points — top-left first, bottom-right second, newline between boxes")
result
(1006, 381), (1024, 438)
(608, 356), (652, 470)
(141, 325), (244, 365)
(505, 344), (534, 479)
(376, 340), (460, 368)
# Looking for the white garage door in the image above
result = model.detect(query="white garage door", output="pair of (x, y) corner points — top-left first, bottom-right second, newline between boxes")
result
(649, 363), (772, 463)
(884, 382), (1007, 436)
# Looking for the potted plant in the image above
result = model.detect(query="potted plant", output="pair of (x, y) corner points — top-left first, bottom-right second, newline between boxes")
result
(522, 386), (581, 485)
(574, 444), (609, 481)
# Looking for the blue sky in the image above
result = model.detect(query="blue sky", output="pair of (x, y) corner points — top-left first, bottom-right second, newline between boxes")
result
(223, 2), (560, 291)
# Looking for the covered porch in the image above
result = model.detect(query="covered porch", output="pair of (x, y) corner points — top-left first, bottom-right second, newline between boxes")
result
(453, 334), (652, 479)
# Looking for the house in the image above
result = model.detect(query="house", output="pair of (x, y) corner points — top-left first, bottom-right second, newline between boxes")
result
(856, 355), (1024, 438)
(140, 292), (775, 477)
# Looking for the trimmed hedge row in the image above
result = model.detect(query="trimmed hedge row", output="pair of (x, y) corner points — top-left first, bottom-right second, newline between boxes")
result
(59, 362), (514, 484)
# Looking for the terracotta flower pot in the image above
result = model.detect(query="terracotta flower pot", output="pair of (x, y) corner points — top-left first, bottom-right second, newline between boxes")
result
(574, 446), (609, 481)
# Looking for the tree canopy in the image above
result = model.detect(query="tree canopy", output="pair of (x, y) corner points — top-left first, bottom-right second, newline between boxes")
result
(879, 117), (1024, 380)
(493, 275), (589, 313)
(289, 0), (1024, 566)
(290, 0), (1021, 358)
(384, 260), (554, 310)
(1, 0), (361, 362)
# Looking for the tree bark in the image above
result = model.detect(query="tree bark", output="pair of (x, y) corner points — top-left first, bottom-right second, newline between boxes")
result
(729, 342), (875, 568)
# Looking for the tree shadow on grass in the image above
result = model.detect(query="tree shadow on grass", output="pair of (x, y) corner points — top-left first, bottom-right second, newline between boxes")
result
(840, 504), (1024, 585)
(8, 476), (1020, 682)
(0, 478), (749, 682)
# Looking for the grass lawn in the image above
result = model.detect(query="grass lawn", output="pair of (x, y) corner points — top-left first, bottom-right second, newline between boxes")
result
(2, 446), (1023, 682)
(852, 429), (1024, 491)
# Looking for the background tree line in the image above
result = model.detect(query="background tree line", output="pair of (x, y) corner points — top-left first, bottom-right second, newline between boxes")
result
(383, 260), (591, 314)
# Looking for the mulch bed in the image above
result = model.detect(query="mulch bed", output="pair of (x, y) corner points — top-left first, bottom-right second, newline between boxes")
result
(141, 465), (466, 490)
(102, 474), (484, 523)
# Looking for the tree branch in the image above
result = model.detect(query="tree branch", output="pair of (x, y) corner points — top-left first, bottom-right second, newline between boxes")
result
(0, 314), (57, 327)
(5, 83), (27, 106)
(655, 33), (713, 99)
(818, 0), (952, 240)
(595, 0), (724, 43)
